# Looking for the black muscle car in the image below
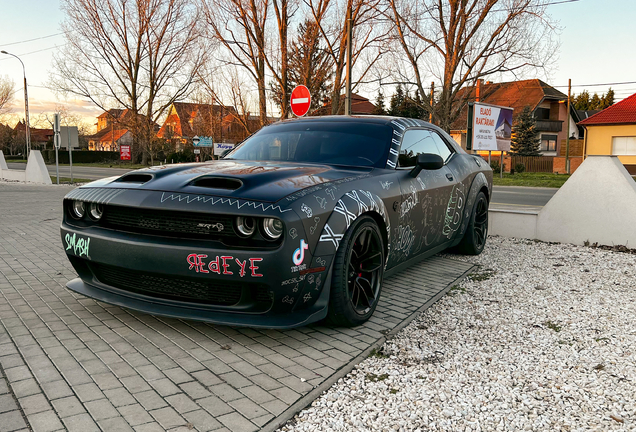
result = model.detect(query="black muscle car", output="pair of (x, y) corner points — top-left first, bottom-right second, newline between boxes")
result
(61, 116), (492, 328)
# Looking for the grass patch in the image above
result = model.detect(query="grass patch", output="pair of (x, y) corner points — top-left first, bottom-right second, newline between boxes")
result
(467, 270), (496, 282)
(50, 176), (94, 184)
(368, 348), (389, 359)
(544, 321), (562, 332)
(492, 172), (570, 188)
(389, 388), (399, 394)
(447, 285), (467, 296)
(366, 373), (389, 382)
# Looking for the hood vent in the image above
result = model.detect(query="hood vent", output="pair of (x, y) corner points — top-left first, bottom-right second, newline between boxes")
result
(116, 173), (153, 184)
(190, 176), (243, 190)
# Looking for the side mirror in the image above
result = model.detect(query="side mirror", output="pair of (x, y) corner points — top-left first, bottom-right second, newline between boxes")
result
(409, 153), (444, 177)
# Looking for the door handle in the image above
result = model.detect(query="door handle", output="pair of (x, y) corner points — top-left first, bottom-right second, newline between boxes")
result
(446, 173), (454, 181)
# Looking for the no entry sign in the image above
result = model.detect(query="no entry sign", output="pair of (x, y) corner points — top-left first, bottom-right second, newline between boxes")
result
(290, 85), (311, 117)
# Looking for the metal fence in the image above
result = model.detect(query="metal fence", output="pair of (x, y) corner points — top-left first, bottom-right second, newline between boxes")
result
(510, 156), (554, 173)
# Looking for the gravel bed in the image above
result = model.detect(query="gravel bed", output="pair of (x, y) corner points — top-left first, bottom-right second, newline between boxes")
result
(279, 236), (636, 432)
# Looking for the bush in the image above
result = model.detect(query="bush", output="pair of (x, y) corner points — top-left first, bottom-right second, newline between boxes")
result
(490, 160), (506, 174)
(41, 150), (120, 164)
(515, 163), (526, 174)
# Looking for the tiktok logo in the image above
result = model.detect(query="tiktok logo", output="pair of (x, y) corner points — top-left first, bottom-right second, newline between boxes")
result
(293, 239), (309, 266)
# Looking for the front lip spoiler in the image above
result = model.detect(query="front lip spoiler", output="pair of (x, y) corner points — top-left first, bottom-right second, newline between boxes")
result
(66, 277), (329, 329)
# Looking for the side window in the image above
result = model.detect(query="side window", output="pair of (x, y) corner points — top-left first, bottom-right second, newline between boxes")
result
(430, 131), (453, 161)
(398, 130), (439, 167)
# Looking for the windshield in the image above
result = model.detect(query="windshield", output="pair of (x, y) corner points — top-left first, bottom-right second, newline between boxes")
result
(225, 121), (392, 167)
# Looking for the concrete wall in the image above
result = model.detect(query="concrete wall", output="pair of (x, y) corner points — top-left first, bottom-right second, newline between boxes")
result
(585, 124), (636, 165)
(488, 209), (538, 239)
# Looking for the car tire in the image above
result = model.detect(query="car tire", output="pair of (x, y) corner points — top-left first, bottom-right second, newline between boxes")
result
(326, 216), (385, 327)
(456, 191), (489, 255)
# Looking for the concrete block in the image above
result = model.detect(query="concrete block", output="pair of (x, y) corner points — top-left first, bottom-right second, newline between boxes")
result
(0, 150), (8, 170)
(536, 156), (636, 246)
(488, 209), (538, 239)
(25, 150), (52, 184)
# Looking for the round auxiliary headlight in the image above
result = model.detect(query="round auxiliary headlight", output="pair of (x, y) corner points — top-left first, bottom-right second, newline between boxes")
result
(89, 202), (104, 221)
(71, 200), (85, 219)
(262, 218), (283, 240)
(236, 216), (256, 237)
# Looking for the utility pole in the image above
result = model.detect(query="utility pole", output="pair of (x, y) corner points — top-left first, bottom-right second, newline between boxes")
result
(565, 78), (571, 174)
(344, 4), (353, 116)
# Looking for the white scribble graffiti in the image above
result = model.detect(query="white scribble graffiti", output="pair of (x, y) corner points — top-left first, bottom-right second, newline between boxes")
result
(380, 181), (393, 190)
(400, 186), (419, 218)
(319, 224), (344, 249)
(334, 199), (357, 228)
(345, 190), (369, 214)
(282, 295), (294, 304)
(300, 203), (313, 218)
(417, 177), (426, 190)
(160, 193), (291, 213)
(315, 195), (327, 209)
(325, 187), (337, 200)
(289, 228), (298, 239)
(303, 293), (312, 302)
(395, 225), (415, 256)
(309, 217), (320, 235)
(442, 185), (465, 238)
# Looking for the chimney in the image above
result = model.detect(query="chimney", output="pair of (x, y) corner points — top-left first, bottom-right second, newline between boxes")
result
(476, 79), (484, 102)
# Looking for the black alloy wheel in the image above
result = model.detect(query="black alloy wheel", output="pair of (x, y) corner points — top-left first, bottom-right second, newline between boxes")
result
(457, 191), (489, 255)
(347, 226), (383, 315)
(327, 216), (385, 327)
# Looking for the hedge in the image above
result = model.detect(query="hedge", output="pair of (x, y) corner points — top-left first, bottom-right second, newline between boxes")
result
(41, 150), (120, 164)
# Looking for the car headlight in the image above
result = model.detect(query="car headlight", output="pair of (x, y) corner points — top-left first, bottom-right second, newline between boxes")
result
(71, 200), (85, 219)
(262, 218), (283, 240)
(88, 203), (103, 221)
(235, 216), (256, 237)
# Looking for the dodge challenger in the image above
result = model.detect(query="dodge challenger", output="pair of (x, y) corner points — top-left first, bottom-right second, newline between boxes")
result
(61, 116), (492, 328)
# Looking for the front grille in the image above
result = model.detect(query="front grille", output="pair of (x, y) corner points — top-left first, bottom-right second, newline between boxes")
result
(101, 205), (235, 240)
(91, 263), (271, 308)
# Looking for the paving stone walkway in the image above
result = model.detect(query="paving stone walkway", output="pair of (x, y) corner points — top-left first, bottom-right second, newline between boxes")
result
(0, 182), (474, 432)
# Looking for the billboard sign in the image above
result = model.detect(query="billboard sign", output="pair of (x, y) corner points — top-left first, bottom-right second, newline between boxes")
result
(193, 136), (214, 147)
(214, 142), (235, 156)
(470, 103), (513, 151)
(120, 144), (131, 161)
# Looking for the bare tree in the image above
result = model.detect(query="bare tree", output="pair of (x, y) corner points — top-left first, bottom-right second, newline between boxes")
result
(0, 76), (15, 116)
(203, 0), (270, 126)
(387, 0), (559, 131)
(52, 0), (207, 163)
(305, 0), (388, 114)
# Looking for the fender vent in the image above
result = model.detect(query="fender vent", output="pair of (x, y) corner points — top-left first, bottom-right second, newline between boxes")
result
(190, 176), (243, 190)
(116, 173), (153, 183)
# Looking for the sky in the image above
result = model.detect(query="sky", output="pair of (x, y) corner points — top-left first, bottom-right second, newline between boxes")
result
(0, 0), (635, 130)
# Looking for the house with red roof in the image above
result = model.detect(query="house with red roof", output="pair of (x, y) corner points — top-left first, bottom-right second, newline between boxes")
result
(157, 102), (257, 149)
(579, 92), (636, 174)
(88, 109), (157, 151)
(450, 79), (577, 156)
(310, 93), (377, 116)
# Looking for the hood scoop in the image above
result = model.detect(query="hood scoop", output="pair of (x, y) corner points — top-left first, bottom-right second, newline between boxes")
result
(190, 176), (243, 190)
(116, 173), (153, 184)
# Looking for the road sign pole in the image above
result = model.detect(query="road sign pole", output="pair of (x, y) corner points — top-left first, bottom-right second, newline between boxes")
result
(68, 127), (73, 183)
(54, 113), (60, 184)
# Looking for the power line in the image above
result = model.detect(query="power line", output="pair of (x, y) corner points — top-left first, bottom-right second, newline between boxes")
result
(0, 46), (59, 61)
(553, 81), (636, 88)
(0, 33), (64, 47)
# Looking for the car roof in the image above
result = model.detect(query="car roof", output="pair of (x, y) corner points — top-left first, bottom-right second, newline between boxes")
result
(277, 115), (411, 126)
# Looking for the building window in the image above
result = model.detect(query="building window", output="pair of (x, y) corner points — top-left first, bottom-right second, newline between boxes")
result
(534, 108), (550, 120)
(612, 137), (636, 155)
(540, 134), (557, 152)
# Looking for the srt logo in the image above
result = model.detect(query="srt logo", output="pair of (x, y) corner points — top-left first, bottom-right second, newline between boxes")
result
(293, 239), (309, 266)
(197, 223), (224, 232)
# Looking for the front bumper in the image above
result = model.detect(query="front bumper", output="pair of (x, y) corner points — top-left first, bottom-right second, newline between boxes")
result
(61, 223), (333, 329)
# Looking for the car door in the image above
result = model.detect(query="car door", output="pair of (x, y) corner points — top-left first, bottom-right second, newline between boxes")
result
(388, 128), (458, 267)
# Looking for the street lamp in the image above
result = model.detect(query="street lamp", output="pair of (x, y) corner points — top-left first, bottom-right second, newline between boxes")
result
(1, 50), (31, 158)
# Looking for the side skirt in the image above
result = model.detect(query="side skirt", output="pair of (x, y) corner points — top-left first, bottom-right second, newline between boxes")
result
(384, 241), (452, 279)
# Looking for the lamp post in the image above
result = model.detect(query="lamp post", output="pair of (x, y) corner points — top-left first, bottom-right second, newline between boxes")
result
(1, 50), (31, 158)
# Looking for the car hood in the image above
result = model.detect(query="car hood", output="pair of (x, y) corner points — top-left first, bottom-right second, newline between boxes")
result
(86, 160), (373, 203)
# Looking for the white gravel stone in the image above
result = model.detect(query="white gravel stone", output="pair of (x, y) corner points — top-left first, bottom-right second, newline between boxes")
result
(278, 236), (636, 432)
